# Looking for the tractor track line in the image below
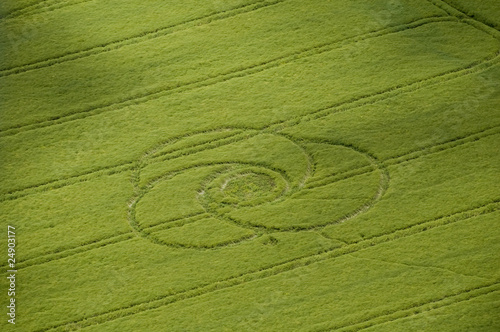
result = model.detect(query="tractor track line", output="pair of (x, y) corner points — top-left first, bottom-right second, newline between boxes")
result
(36, 200), (500, 331)
(0, 0), (95, 20)
(9, 126), (498, 271)
(427, 0), (500, 36)
(12, 127), (499, 269)
(318, 282), (500, 332)
(2, 18), (498, 200)
(8, 123), (499, 267)
(0, 15), (453, 137)
(305, 125), (500, 190)
(0, 129), (253, 202)
(0, 0), (287, 77)
(12, 214), (208, 270)
(1, 110), (498, 206)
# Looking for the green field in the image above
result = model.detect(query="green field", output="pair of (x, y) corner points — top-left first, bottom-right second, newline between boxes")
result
(1, 0), (499, 331)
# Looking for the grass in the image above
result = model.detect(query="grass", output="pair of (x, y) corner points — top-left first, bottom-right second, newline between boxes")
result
(442, 0), (500, 29)
(0, 0), (499, 331)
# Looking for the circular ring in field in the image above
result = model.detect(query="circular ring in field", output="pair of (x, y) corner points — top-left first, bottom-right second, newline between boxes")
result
(201, 165), (289, 213)
(127, 129), (388, 248)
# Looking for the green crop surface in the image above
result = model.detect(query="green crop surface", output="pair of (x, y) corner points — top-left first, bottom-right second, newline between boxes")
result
(0, 0), (499, 330)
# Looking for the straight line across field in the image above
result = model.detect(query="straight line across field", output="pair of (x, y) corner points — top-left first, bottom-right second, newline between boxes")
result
(0, 0), (95, 20)
(3, 0), (499, 137)
(2, 2), (498, 280)
(10, 127), (500, 269)
(0, 0), (287, 76)
(10, 0), (492, 78)
(1, 1), (498, 330)
(0, 15), (458, 136)
(304, 125), (500, 189)
(428, 0), (500, 32)
(35, 202), (500, 331)
(8, 0), (494, 77)
(318, 282), (500, 331)
(2, 47), (499, 199)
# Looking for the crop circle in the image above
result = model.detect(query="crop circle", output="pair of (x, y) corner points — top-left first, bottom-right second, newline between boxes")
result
(127, 130), (388, 248)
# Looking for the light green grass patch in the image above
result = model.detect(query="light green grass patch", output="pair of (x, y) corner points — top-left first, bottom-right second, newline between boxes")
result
(79, 254), (484, 332)
(0, 171), (132, 261)
(0, 0), (498, 330)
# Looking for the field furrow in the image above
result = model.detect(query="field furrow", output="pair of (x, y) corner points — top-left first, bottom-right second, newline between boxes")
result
(0, 0), (96, 20)
(1, 14), (459, 135)
(34, 204), (500, 331)
(0, 0), (286, 76)
(1, 0), (498, 330)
